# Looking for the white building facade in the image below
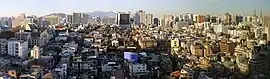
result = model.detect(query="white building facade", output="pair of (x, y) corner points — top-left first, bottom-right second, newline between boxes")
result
(8, 39), (28, 58)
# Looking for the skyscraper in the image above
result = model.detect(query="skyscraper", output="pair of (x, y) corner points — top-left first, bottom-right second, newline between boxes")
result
(116, 12), (130, 28)
(134, 12), (140, 26)
(72, 12), (82, 23)
(66, 15), (73, 23)
(139, 10), (146, 25)
(145, 14), (153, 26)
(223, 13), (232, 25)
(153, 18), (159, 26)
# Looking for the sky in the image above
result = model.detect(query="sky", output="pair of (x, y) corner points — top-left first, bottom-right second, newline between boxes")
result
(1, 0), (270, 16)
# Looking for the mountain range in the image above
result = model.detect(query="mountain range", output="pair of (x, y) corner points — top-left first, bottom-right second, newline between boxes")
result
(46, 11), (116, 18)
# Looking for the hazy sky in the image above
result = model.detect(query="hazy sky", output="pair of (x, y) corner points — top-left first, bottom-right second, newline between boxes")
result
(1, 0), (270, 16)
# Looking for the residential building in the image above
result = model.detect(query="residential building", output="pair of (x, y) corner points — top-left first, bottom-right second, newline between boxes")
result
(7, 39), (28, 58)
(0, 39), (7, 54)
(30, 45), (42, 59)
(191, 43), (204, 56)
(219, 39), (235, 55)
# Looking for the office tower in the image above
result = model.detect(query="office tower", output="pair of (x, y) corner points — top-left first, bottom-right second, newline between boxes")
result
(231, 15), (237, 25)
(72, 12), (82, 23)
(160, 18), (165, 27)
(174, 16), (180, 23)
(44, 15), (60, 25)
(204, 15), (211, 22)
(223, 13), (232, 25)
(116, 12), (130, 28)
(134, 12), (140, 26)
(164, 15), (173, 27)
(248, 46), (268, 76)
(139, 10), (146, 25)
(7, 39), (28, 58)
(153, 18), (159, 26)
(236, 15), (243, 23)
(145, 14), (153, 26)
(188, 13), (194, 21)
(66, 15), (73, 23)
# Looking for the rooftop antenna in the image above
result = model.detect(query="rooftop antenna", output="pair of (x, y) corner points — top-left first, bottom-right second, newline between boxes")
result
(260, 8), (263, 17)
(254, 9), (257, 17)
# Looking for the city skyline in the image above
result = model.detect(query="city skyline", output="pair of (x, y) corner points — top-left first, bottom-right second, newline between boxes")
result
(1, 0), (270, 17)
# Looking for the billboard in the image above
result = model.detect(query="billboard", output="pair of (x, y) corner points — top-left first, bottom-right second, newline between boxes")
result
(124, 52), (138, 63)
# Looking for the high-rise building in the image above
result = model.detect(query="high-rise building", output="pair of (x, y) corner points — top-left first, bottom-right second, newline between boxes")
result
(153, 18), (159, 26)
(139, 10), (146, 25)
(160, 18), (165, 27)
(196, 15), (205, 23)
(210, 16), (217, 23)
(231, 15), (237, 25)
(72, 12), (82, 23)
(116, 12), (130, 28)
(223, 13), (232, 25)
(236, 15), (243, 23)
(145, 14), (153, 26)
(8, 39), (28, 58)
(164, 15), (173, 27)
(66, 15), (73, 23)
(205, 15), (211, 22)
(134, 12), (140, 26)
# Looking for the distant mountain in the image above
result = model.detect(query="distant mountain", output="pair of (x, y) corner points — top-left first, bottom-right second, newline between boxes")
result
(45, 13), (67, 18)
(45, 11), (116, 18)
(85, 11), (116, 17)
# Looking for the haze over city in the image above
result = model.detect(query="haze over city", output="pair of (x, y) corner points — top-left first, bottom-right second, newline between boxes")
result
(1, 0), (270, 16)
(1, 0), (270, 79)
